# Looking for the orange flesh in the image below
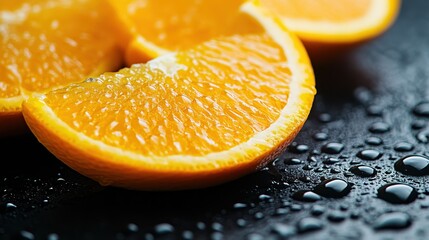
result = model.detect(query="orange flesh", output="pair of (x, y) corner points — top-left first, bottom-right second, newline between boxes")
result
(0, 0), (120, 96)
(112, 0), (263, 51)
(43, 34), (291, 156)
(0, 65), (21, 99)
(262, 0), (372, 21)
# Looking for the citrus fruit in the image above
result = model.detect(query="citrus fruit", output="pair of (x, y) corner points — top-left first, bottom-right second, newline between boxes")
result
(258, 0), (402, 61)
(108, 0), (401, 65)
(0, 0), (123, 136)
(107, 0), (264, 65)
(22, 1), (316, 191)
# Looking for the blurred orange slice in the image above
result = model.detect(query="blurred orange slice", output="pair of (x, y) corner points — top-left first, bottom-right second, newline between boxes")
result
(259, 0), (402, 61)
(0, 0), (122, 135)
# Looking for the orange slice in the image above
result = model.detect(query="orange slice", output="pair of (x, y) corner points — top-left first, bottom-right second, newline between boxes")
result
(0, 0), (123, 136)
(22, 2), (316, 191)
(108, 0), (265, 65)
(258, 0), (402, 61)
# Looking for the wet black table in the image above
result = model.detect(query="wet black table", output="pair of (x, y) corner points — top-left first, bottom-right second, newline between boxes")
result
(1, 1), (429, 239)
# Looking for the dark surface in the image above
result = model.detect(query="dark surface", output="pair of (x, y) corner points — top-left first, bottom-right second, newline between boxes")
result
(1, 1), (429, 239)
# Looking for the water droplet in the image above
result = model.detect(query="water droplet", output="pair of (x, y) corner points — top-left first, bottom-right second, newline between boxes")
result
(47, 233), (59, 240)
(308, 155), (319, 162)
(357, 149), (382, 160)
(284, 158), (303, 165)
(14, 230), (35, 240)
(144, 233), (155, 240)
(339, 203), (349, 211)
(354, 87), (372, 104)
(245, 233), (264, 240)
(321, 142), (344, 154)
(311, 205), (326, 216)
(327, 211), (347, 222)
(85, 77), (97, 82)
(236, 219), (247, 227)
(350, 159), (362, 165)
(258, 194), (272, 201)
(420, 200), (428, 208)
(313, 178), (352, 198)
(413, 101), (429, 117)
(351, 211), (361, 219)
(318, 113), (332, 123)
(288, 143), (309, 154)
(299, 176), (311, 183)
(349, 165), (377, 177)
(373, 212), (412, 230)
(233, 203), (247, 209)
(211, 222), (223, 232)
(254, 212), (264, 219)
(196, 222), (206, 230)
(211, 232), (223, 240)
(296, 217), (324, 233)
(302, 165), (313, 170)
(1, 202), (17, 213)
(377, 183), (418, 204)
(282, 201), (291, 207)
(56, 177), (66, 184)
(366, 105), (383, 116)
(274, 208), (289, 216)
(271, 223), (296, 238)
(323, 157), (340, 165)
(290, 204), (303, 212)
(416, 130), (429, 143)
(368, 122), (391, 134)
(126, 223), (139, 233)
(182, 230), (194, 240)
(393, 141), (414, 152)
(154, 223), (175, 234)
(291, 190), (322, 202)
(394, 155), (429, 176)
(411, 120), (426, 130)
(365, 136), (383, 146)
(313, 132), (329, 141)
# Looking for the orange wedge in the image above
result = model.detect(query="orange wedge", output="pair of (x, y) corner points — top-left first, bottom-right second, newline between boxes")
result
(108, 0), (265, 65)
(22, 1), (316, 191)
(258, 0), (402, 61)
(0, 0), (123, 136)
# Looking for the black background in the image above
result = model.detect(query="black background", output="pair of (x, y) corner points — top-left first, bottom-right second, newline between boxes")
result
(1, 0), (429, 239)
